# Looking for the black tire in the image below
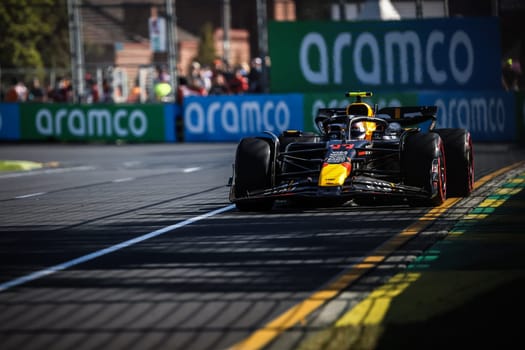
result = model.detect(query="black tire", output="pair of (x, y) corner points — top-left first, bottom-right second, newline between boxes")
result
(434, 128), (474, 197)
(233, 137), (274, 211)
(402, 132), (446, 207)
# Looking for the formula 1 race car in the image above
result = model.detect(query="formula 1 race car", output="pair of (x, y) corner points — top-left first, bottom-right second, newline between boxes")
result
(228, 91), (474, 211)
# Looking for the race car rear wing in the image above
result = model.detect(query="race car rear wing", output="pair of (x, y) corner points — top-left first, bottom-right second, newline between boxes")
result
(317, 106), (437, 118)
(376, 106), (437, 127)
(316, 105), (438, 132)
(377, 106), (436, 118)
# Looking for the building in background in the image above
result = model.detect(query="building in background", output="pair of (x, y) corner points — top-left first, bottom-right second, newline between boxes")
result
(29, 0), (524, 101)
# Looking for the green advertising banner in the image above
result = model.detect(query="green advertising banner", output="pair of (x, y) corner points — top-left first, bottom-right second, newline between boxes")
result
(19, 104), (169, 142)
(302, 91), (418, 132)
(269, 18), (501, 93)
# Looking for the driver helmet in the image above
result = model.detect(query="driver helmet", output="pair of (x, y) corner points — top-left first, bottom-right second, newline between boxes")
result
(350, 122), (366, 139)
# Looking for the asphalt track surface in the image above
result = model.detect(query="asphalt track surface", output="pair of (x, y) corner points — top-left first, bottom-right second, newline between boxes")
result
(0, 142), (523, 350)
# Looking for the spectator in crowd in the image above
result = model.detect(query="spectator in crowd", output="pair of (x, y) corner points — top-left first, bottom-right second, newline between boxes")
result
(201, 65), (213, 92)
(208, 72), (230, 95)
(84, 74), (100, 103)
(4, 77), (28, 102)
(176, 76), (205, 104)
(190, 78), (208, 96)
(4, 78), (20, 102)
(155, 65), (170, 84)
(46, 80), (59, 102)
(211, 57), (227, 79)
(63, 78), (73, 102)
(101, 78), (114, 103)
(47, 79), (62, 102)
(127, 79), (142, 103)
(228, 66), (249, 94)
(502, 58), (522, 91)
(28, 78), (46, 102)
(187, 61), (210, 96)
(47, 77), (73, 102)
(248, 57), (264, 93)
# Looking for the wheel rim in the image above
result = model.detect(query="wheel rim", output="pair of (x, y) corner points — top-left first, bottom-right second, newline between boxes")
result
(431, 142), (446, 201)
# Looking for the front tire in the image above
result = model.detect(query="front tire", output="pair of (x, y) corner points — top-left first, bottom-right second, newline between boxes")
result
(233, 137), (274, 211)
(402, 132), (446, 207)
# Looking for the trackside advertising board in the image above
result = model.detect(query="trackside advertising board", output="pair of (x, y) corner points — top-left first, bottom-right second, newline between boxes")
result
(269, 18), (501, 93)
(418, 91), (515, 142)
(183, 94), (303, 141)
(18, 104), (175, 142)
(0, 91), (518, 143)
(0, 103), (20, 140)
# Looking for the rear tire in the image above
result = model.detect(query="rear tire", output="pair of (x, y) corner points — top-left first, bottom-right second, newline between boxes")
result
(434, 128), (474, 197)
(402, 132), (446, 207)
(233, 137), (274, 211)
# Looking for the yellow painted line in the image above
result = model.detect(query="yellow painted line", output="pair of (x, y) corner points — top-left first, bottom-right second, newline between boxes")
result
(227, 161), (525, 350)
(473, 161), (525, 190)
(0, 160), (59, 172)
(332, 165), (525, 329)
(0, 160), (43, 171)
(464, 214), (489, 220)
(493, 188), (521, 195)
(335, 272), (421, 327)
(479, 198), (506, 208)
(228, 201), (460, 350)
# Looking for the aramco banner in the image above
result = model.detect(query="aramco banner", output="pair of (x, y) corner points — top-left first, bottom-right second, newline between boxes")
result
(0, 104), (20, 140)
(418, 90), (515, 142)
(183, 94), (304, 142)
(268, 17), (501, 93)
(19, 104), (175, 142)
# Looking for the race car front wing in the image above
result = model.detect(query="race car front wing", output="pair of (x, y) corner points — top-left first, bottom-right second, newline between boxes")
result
(229, 175), (431, 203)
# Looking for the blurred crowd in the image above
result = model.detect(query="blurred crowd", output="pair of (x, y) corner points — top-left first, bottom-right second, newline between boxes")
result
(1, 75), (117, 104)
(501, 58), (523, 92)
(156, 56), (267, 104)
(4, 55), (522, 102)
(1, 56), (267, 104)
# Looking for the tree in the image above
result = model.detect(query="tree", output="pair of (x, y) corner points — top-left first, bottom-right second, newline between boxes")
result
(0, 0), (70, 81)
(196, 21), (216, 66)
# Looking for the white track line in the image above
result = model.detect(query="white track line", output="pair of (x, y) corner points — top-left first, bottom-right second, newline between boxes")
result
(14, 192), (46, 199)
(0, 204), (236, 292)
(112, 177), (134, 183)
(182, 167), (201, 173)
